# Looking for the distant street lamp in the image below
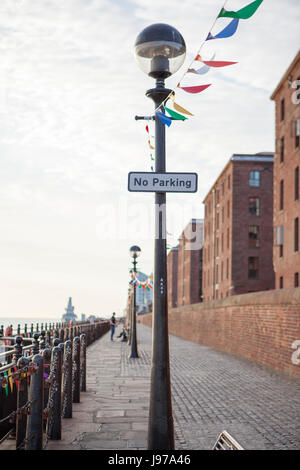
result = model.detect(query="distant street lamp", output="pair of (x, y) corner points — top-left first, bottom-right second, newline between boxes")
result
(129, 245), (141, 359)
(134, 23), (186, 450)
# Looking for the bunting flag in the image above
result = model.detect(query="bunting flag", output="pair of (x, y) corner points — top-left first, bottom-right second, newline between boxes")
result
(148, 139), (155, 149)
(218, 0), (263, 20)
(178, 83), (212, 94)
(188, 53), (216, 75)
(3, 372), (8, 396)
(206, 17), (239, 40)
(8, 371), (14, 392)
(156, 111), (172, 127)
(131, 272), (153, 290)
(170, 95), (193, 115)
(165, 106), (187, 121)
(195, 55), (238, 68)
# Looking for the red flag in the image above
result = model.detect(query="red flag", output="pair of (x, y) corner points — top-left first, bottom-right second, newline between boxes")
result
(178, 84), (211, 94)
(145, 125), (149, 133)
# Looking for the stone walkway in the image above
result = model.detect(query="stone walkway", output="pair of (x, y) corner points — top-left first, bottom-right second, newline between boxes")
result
(46, 324), (300, 450)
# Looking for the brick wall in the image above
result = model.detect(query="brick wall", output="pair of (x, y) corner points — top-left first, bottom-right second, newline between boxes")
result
(139, 288), (300, 379)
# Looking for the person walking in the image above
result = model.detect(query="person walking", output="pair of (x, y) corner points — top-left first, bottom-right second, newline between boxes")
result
(110, 312), (116, 341)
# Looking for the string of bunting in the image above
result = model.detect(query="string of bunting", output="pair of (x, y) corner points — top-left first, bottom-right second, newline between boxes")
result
(131, 272), (153, 291)
(151, 0), (264, 127)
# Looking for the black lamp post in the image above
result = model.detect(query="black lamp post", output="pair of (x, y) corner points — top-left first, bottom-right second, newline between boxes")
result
(134, 23), (186, 450)
(129, 245), (141, 359)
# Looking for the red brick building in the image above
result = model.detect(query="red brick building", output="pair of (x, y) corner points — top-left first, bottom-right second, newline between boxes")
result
(176, 219), (203, 307)
(202, 153), (275, 302)
(271, 51), (300, 289)
(167, 246), (178, 309)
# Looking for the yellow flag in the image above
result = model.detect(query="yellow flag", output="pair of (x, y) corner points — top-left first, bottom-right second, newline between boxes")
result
(8, 371), (14, 392)
(148, 140), (155, 150)
(170, 95), (193, 116)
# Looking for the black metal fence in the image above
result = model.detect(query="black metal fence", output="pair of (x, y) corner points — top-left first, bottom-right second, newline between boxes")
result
(0, 320), (110, 450)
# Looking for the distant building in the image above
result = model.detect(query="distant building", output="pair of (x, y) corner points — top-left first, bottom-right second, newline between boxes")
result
(81, 313), (86, 322)
(177, 219), (204, 307)
(202, 153), (275, 301)
(167, 246), (179, 309)
(62, 297), (77, 323)
(135, 271), (153, 314)
(270, 50), (300, 289)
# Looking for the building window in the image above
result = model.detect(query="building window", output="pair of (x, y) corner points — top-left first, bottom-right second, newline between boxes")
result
(249, 170), (260, 187)
(228, 174), (231, 190)
(295, 217), (299, 252)
(216, 212), (219, 230)
(222, 182), (224, 196)
(249, 225), (260, 248)
(226, 258), (229, 279)
(279, 276), (283, 289)
(227, 200), (230, 218)
(280, 180), (284, 210)
(249, 197), (260, 216)
(279, 245), (283, 257)
(295, 272), (299, 288)
(227, 228), (229, 249)
(248, 257), (259, 279)
(296, 119), (300, 148)
(280, 137), (284, 163)
(221, 261), (223, 282)
(221, 233), (224, 252)
(216, 265), (219, 283)
(295, 166), (299, 201)
(280, 98), (285, 121)
(222, 207), (224, 224)
(216, 238), (219, 256)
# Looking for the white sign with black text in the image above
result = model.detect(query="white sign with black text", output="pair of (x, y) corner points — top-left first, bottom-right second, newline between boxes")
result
(128, 172), (198, 193)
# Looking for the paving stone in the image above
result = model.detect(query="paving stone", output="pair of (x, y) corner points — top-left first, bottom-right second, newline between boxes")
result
(46, 324), (300, 451)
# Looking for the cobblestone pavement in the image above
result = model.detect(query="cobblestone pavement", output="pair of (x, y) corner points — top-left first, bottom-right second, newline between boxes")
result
(46, 324), (300, 450)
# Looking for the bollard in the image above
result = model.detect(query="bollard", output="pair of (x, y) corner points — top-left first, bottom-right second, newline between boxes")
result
(42, 348), (51, 432)
(16, 357), (29, 450)
(25, 354), (44, 450)
(80, 334), (86, 392)
(47, 346), (63, 440)
(62, 340), (73, 418)
(72, 337), (80, 403)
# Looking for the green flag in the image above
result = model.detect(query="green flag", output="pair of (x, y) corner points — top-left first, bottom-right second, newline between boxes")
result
(165, 106), (187, 121)
(218, 0), (263, 20)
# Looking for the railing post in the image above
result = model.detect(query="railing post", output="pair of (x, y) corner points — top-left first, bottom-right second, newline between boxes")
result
(42, 348), (51, 432)
(32, 333), (40, 356)
(47, 346), (63, 440)
(59, 328), (64, 344)
(80, 334), (86, 392)
(13, 336), (23, 364)
(16, 356), (29, 450)
(72, 337), (80, 403)
(62, 340), (73, 418)
(39, 331), (46, 351)
(25, 354), (44, 450)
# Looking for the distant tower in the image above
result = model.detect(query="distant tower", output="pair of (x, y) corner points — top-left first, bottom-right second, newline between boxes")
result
(62, 297), (77, 322)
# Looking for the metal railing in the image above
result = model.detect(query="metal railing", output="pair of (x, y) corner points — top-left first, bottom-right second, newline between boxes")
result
(0, 320), (110, 450)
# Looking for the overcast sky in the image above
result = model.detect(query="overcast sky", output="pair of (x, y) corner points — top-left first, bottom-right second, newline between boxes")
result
(0, 0), (299, 320)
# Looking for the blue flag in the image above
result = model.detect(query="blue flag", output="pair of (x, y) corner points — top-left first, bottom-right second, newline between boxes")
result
(156, 111), (172, 127)
(206, 18), (239, 40)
